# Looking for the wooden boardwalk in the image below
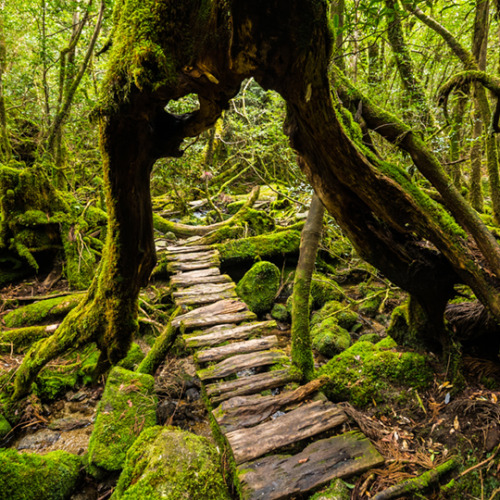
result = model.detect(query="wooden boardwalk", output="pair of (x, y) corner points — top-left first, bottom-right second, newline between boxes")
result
(161, 242), (384, 499)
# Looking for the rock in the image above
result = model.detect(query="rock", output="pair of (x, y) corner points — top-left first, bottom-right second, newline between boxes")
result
(0, 448), (82, 500)
(310, 273), (345, 308)
(236, 261), (280, 315)
(112, 426), (230, 499)
(185, 388), (200, 402)
(87, 366), (157, 473)
(0, 414), (11, 439)
(271, 303), (289, 323)
(311, 318), (351, 357)
(16, 429), (61, 451)
(117, 343), (145, 371)
(311, 301), (358, 331)
(358, 333), (381, 344)
(48, 417), (90, 431)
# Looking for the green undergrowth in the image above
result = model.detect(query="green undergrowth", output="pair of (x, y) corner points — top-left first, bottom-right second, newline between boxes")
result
(318, 337), (433, 407)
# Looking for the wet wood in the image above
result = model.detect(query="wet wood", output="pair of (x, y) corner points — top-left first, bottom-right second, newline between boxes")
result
(206, 369), (300, 404)
(184, 320), (277, 348)
(174, 289), (237, 306)
(173, 283), (235, 297)
(164, 249), (219, 262)
(176, 310), (257, 330)
(167, 257), (219, 272)
(213, 378), (327, 432)
(171, 273), (232, 287)
(227, 399), (347, 464)
(198, 350), (288, 381)
(238, 431), (385, 500)
(165, 244), (211, 253)
(196, 336), (279, 364)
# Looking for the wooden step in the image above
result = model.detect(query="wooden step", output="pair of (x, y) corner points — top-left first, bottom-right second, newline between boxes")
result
(196, 336), (279, 364)
(172, 299), (253, 330)
(206, 369), (300, 404)
(165, 244), (211, 253)
(238, 431), (385, 500)
(173, 283), (235, 298)
(184, 320), (277, 349)
(163, 249), (219, 262)
(174, 289), (237, 306)
(167, 258), (219, 273)
(213, 378), (327, 433)
(172, 273), (232, 287)
(226, 399), (347, 464)
(197, 350), (288, 381)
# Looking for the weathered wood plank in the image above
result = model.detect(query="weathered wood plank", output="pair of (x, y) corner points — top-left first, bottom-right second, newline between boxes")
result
(206, 369), (300, 404)
(213, 378), (327, 432)
(184, 320), (277, 348)
(198, 350), (288, 381)
(172, 267), (220, 279)
(174, 289), (237, 306)
(165, 244), (211, 253)
(172, 282), (235, 297)
(171, 274), (232, 287)
(238, 431), (385, 500)
(176, 311), (257, 330)
(172, 299), (250, 329)
(167, 258), (219, 272)
(196, 336), (279, 364)
(163, 250), (219, 262)
(227, 399), (347, 464)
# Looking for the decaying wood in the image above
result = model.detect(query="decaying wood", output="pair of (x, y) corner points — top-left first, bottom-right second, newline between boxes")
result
(172, 267), (221, 280)
(184, 320), (277, 348)
(172, 282), (235, 297)
(227, 399), (348, 464)
(174, 289), (237, 306)
(171, 273), (232, 287)
(213, 378), (327, 432)
(196, 336), (279, 363)
(197, 350), (288, 381)
(165, 244), (212, 253)
(206, 369), (300, 404)
(238, 431), (385, 500)
(163, 249), (219, 262)
(177, 310), (257, 330)
(167, 257), (219, 272)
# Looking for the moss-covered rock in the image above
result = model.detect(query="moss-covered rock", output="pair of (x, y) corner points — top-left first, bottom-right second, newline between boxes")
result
(0, 413), (12, 438)
(112, 426), (230, 500)
(271, 303), (289, 323)
(311, 300), (358, 331)
(236, 261), (280, 315)
(310, 273), (345, 308)
(357, 332), (381, 344)
(357, 293), (383, 317)
(87, 366), (157, 473)
(318, 338), (432, 407)
(308, 478), (351, 499)
(118, 342), (145, 371)
(311, 318), (351, 357)
(0, 448), (82, 500)
(3, 294), (83, 328)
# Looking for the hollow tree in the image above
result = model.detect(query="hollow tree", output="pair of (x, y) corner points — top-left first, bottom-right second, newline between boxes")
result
(11, 0), (500, 398)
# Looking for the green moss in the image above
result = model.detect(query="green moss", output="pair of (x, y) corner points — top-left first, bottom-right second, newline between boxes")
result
(308, 478), (351, 499)
(357, 333), (381, 344)
(236, 261), (280, 315)
(357, 293), (383, 318)
(215, 229), (301, 263)
(0, 448), (82, 500)
(310, 273), (345, 308)
(318, 339), (432, 407)
(3, 294), (83, 328)
(87, 366), (157, 473)
(271, 303), (289, 323)
(0, 325), (55, 353)
(112, 426), (230, 499)
(117, 342), (145, 370)
(311, 318), (351, 357)
(311, 300), (358, 330)
(0, 413), (12, 438)
(33, 368), (79, 401)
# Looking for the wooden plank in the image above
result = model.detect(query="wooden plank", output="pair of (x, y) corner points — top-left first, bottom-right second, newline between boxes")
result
(172, 299), (249, 327)
(165, 244), (211, 253)
(176, 311), (257, 330)
(172, 267), (220, 279)
(213, 378), (327, 432)
(171, 273), (232, 287)
(206, 369), (300, 404)
(167, 258), (219, 272)
(196, 336), (279, 364)
(184, 321), (277, 348)
(227, 399), (347, 464)
(174, 289), (237, 306)
(238, 431), (385, 500)
(173, 283), (235, 297)
(197, 350), (288, 381)
(163, 250), (219, 262)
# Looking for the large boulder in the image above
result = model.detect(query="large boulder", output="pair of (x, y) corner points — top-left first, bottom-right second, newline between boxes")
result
(112, 426), (230, 500)
(236, 261), (280, 314)
(87, 366), (157, 473)
(0, 448), (82, 500)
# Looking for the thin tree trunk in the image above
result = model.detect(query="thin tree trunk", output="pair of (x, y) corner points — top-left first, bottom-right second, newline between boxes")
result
(0, 8), (11, 161)
(291, 194), (325, 382)
(330, 0), (345, 71)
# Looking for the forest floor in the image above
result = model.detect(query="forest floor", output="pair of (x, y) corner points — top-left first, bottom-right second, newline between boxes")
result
(1, 196), (500, 499)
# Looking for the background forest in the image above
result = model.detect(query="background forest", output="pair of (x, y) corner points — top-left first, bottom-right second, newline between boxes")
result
(2, 0), (500, 499)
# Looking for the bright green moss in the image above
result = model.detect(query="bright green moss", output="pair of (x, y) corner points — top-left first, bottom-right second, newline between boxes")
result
(318, 338), (432, 407)
(87, 366), (157, 473)
(311, 300), (358, 330)
(0, 413), (11, 438)
(311, 318), (351, 357)
(358, 333), (381, 344)
(0, 448), (82, 500)
(310, 273), (345, 308)
(0, 325), (55, 353)
(271, 303), (289, 322)
(3, 294), (83, 328)
(112, 426), (230, 500)
(236, 261), (280, 315)
(308, 478), (351, 500)
(118, 342), (145, 370)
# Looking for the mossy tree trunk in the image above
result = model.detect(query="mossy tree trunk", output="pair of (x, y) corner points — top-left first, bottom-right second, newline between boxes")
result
(0, 12), (11, 162)
(12, 0), (500, 398)
(291, 194), (325, 381)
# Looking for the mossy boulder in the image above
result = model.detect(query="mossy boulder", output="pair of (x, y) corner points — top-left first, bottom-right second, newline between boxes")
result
(118, 343), (145, 371)
(3, 294), (83, 328)
(87, 366), (157, 473)
(0, 413), (11, 438)
(311, 300), (358, 331)
(309, 478), (351, 499)
(311, 318), (351, 357)
(357, 293), (383, 317)
(318, 338), (432, 407)
(112, 426), (230, 500)
(310, 273), (345, 308)
(357, 333), (381, 344)
(0, 448), (82, 500)
(271, 303), (289, 323)
(236, 261), (280, 315)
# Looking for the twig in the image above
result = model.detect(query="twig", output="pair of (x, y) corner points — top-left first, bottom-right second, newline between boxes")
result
(459, 443), (500, 478)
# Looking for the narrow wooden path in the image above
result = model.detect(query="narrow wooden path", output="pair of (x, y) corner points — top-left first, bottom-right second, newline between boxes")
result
(160, 241), (384, 499)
